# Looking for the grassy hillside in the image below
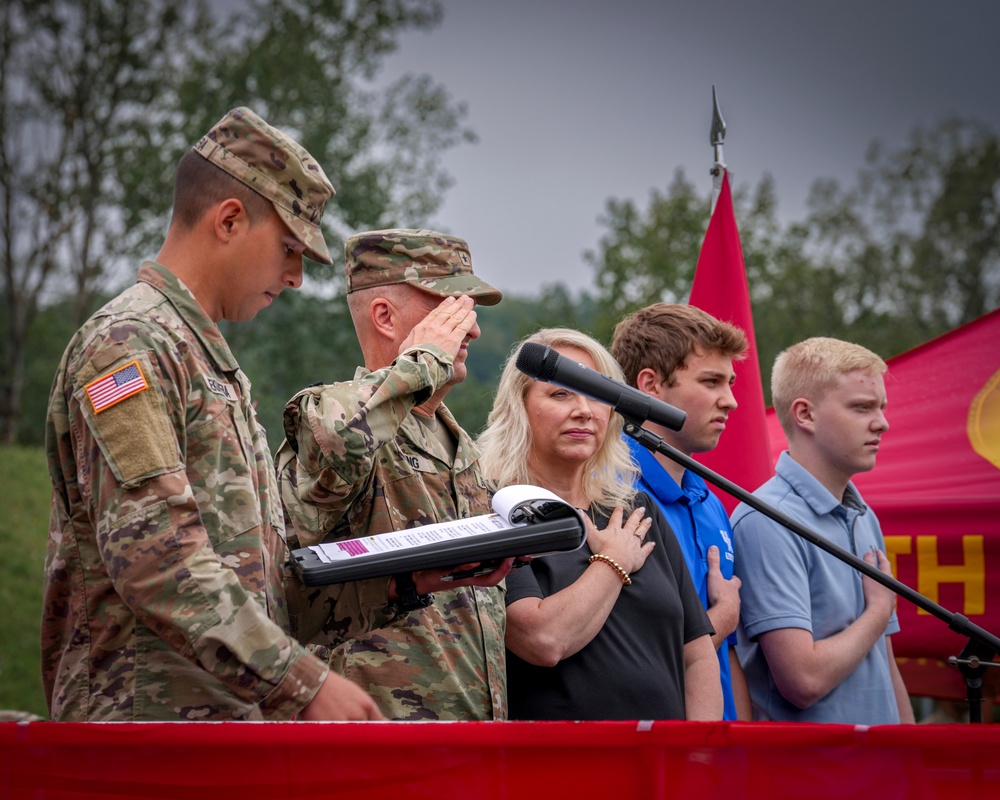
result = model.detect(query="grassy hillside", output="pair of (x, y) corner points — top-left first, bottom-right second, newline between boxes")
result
(0, 446), (50, 718)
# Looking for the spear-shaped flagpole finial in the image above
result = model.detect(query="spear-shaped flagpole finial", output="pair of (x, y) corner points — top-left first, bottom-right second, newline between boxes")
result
(709, 85), (727, 211)
(711, 84), (726, 175)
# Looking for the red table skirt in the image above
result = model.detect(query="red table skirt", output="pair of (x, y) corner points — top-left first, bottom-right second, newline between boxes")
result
(3, 719), (998, 799)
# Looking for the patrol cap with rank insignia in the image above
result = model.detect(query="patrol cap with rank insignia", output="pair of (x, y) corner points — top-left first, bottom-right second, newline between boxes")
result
(193, 107), (335, 265)
(345, 228), (503, 306)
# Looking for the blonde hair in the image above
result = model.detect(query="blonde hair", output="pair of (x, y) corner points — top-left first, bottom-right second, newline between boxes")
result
(772, 337), (887, 436)
(477, 328), (638, 512)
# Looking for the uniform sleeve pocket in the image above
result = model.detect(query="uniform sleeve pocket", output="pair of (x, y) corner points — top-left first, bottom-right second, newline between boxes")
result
(75, 351), (181, 489)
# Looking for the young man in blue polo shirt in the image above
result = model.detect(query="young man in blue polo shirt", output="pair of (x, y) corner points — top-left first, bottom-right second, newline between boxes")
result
(730, 337), (913, 724)
(611, 303), (752, 720)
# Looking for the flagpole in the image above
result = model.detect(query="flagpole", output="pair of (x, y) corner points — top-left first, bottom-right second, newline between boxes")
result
(710, 84), (726, 212)
(690, 87), (774, 513)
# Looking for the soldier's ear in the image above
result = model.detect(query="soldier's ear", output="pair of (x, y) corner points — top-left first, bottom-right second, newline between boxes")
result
(213, 199), (247, 242)
(369, 296), (398, 340)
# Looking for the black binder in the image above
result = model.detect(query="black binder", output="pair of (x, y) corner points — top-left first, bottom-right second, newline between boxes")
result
(289, 486), (586, 587)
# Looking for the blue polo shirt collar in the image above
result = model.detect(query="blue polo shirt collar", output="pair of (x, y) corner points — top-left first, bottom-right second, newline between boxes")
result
(626, 437), (709, 505)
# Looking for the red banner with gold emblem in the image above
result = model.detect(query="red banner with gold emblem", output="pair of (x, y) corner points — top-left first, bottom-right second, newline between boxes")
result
(766, 309), (1000, 699)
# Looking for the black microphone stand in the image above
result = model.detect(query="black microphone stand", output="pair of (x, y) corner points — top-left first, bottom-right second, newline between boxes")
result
(624, 420), (1000, 723)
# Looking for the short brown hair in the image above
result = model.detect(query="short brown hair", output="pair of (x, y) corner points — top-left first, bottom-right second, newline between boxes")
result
(169, 150), (275, 232)
(772, 337), (887, 437)
(610, 303), (748, 388)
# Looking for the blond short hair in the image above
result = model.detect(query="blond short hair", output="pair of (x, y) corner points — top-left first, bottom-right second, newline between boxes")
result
(477, 328), (638, 512)
(772, 337), (887, 436)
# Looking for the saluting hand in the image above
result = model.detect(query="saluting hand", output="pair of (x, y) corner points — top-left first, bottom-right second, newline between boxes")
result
(400, 295), (478, 361)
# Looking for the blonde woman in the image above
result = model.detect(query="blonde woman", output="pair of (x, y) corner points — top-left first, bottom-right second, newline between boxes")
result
(478, 328), (722, 721)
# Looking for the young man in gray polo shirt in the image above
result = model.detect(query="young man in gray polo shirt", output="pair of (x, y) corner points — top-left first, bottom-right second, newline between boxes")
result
(731, 337), (913, 724)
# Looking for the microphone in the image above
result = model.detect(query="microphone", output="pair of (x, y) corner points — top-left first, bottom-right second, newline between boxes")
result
(515, 342), (686, 432)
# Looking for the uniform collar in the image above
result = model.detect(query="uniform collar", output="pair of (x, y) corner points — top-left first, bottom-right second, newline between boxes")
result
(138, 261), (240, 373)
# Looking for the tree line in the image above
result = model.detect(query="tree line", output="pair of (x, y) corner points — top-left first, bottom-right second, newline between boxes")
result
(1, 0), (470, 443)
(3, 1), (998, 452)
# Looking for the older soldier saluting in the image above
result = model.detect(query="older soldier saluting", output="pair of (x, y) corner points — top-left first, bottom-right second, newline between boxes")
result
(43, 108), (382, 721)
(277, 229), (513, 720)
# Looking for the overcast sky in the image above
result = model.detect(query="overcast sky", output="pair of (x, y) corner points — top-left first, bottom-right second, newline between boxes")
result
(375, 0), (1000, 298)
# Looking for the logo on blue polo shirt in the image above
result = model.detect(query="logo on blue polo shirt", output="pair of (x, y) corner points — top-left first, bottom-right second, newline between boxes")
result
(719, 528), (733, 554)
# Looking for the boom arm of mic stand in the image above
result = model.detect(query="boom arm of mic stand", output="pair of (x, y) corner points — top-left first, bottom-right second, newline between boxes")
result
(623, 421), (1000, 695)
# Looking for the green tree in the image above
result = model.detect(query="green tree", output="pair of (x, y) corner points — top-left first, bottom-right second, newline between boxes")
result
(146, 0), (474, 286)
(4, 297), (89, 447)
(2, 0), (473, 444)
(585, 168), (781, 345)
(1, 0), (206, 444)
(795, 118), (1000, 348)
(587, 119), (1000, 395)
(585, 169), (708, 338)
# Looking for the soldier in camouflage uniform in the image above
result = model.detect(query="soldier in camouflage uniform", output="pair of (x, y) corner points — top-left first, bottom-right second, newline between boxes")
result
(43, 107), (382, 721)
(277, 229), (513, 720)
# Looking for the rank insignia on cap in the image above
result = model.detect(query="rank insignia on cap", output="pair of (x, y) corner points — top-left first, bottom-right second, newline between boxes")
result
(85, 360), (150, 413)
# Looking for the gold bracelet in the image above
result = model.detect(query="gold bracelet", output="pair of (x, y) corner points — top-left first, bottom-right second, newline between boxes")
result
(589, 554), (631, 586)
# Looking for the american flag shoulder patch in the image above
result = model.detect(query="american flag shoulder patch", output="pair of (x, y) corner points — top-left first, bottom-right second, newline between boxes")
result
(85, 360), (150, 414)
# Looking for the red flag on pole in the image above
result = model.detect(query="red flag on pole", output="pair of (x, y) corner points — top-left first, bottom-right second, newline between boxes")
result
(688, 171), (773, 512)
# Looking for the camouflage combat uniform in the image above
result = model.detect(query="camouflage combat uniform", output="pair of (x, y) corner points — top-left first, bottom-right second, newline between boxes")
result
(43, 262), (328, 720)
(277, 344), (507, 720)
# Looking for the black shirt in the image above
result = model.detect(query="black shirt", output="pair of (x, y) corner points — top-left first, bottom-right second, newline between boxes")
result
(505, 492), (713, 720)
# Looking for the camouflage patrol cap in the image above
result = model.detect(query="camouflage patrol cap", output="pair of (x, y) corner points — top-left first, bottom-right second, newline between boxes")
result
(193, 107), (335, 265)
(345, 228), (502, 305)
